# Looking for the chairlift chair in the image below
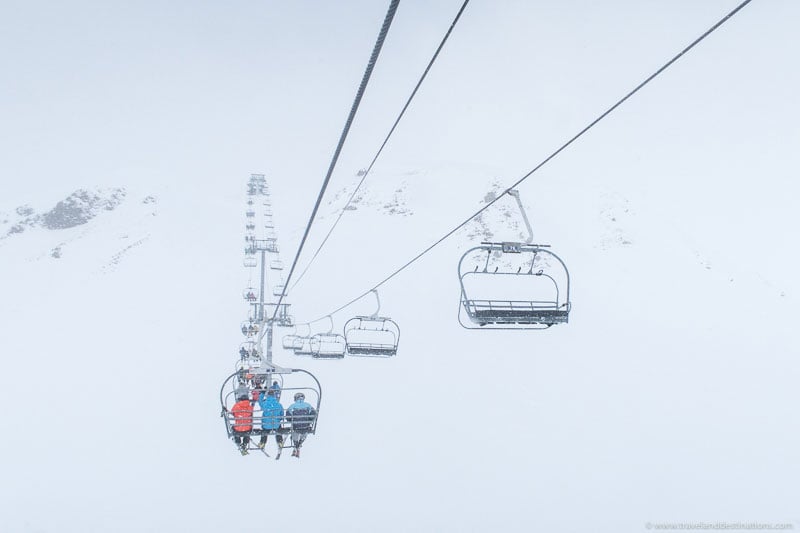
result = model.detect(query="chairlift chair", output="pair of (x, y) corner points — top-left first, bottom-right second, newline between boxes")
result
(243, 256), (257, 268)
(282, 334), (303, 350)
(458, 242), (571, 329)
(272, 283), (286, 297)
(293, 336), (314, 356)
(269, 259), (283, 271)
(344, 316), (400, 357)
(243, 288), (258, 302)
(219, 368), (321, 454)
(276, 313), (293, 327)
(239, 341), (261, 360)
(310, 333), (346, 359)
(267, 303), (293, 327)
(241, 320), (260, 338)
(343, 291), (399, 357)
(306, 316), (346, 359)
(246, 210), (255, 218)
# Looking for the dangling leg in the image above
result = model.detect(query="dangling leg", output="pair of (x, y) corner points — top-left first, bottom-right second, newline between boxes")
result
(291, 431), (299, 457)
(258, 432), (268, 449)
(275, 434), (284, 460)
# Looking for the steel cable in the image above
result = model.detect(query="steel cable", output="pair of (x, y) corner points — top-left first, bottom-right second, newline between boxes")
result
(271, 0), (401, 321)
(289, 0), (471, 292)
(303, 0), (755, 324)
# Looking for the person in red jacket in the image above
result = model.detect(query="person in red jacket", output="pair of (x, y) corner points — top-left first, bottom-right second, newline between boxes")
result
(231, 393), (254, 455)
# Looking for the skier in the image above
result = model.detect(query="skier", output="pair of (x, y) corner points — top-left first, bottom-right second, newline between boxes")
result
(239, 347), (248, 358)
(250, 375), (265, 402)
(269, 380), (282, 401)
(257, 390), (285, 458)
(286, 392), (316, 458)
(231, 392), (254, 455)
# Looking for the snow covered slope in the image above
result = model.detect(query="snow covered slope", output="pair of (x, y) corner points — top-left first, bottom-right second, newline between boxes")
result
(1, 158), (797, 532)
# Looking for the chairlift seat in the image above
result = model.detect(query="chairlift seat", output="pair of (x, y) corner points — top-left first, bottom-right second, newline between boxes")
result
(345, 343), (398, 357)
(465, 300), (569, 325)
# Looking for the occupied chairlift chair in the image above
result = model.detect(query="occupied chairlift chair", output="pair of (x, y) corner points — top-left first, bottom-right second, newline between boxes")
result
(241, 320), (260, 338)
(219, 367), (321, 456)
(457, 189), (571, 329)
(243, 287), (258, 303)
(344, 290), (399, 357)
(266, 303), (293, 327)
(238, 341), (261, 360)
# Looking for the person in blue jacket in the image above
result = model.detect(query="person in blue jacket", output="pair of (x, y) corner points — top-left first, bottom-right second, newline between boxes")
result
(257, 390), (284, 455)
(286, 392), (316, 458)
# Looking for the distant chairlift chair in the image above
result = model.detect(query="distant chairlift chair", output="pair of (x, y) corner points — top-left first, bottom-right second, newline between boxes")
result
(309, 316), (346, 359)
(344, 290), (399, 357)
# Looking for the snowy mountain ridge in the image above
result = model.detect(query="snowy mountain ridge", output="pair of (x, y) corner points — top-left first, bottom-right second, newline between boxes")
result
(0, 187), (158, 270)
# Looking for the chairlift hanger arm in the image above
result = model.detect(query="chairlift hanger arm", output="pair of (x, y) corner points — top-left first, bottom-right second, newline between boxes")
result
(507, 189), (533, 244)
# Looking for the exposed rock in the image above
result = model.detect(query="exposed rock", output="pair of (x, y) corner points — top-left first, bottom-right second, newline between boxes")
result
(41, 189), (126, 230)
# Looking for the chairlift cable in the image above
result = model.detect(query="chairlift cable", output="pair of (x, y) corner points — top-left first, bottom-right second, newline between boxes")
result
(303, 0), (755, 324)
(289, 0), (471, 293)
(271, 0), (401, 322)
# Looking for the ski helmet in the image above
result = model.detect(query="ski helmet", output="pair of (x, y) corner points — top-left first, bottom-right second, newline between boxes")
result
(294, 392), (305, 402)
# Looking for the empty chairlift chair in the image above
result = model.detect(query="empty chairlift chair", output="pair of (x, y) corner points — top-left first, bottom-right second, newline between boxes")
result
(285, 325), (313, 356)
(309, 316), (346, 359)
(293, 336), (314, 356)
(458, 242), (571, 329)
(282, 334), (303, 350)
(310, 333), (346, 359)
(344, 316), (400, 357)
(343, 290), (399, 357)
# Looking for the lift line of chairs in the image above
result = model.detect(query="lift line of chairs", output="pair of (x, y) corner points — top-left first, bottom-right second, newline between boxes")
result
(221, 174), (321, 459)
(282, 291), (400, 360)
